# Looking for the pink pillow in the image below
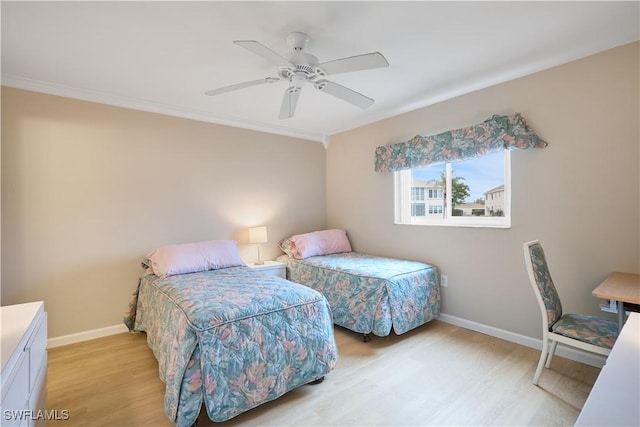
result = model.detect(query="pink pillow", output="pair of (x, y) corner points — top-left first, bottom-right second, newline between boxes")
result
(146, 240), (245, 278)
(289, 229), (352, 259)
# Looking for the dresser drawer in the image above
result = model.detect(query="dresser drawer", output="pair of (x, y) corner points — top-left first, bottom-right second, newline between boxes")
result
(28, 355), (47, 427)
(27, 312), (47, 392)
(1, 350), (29, 426)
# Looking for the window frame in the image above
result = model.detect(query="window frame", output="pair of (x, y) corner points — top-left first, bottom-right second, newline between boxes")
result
(394, 149), (511, 228)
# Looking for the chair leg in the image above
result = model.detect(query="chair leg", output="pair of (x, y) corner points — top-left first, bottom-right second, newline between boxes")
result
(533, 338), (548, 385)
(546, 340), (558, 368)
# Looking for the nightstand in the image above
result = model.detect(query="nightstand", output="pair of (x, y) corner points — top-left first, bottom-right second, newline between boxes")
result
(247, 260), (286, 279)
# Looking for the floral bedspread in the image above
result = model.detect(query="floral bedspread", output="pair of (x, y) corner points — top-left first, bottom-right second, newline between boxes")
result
(278, 252), (440, 337)
(124, 267), (338, 427)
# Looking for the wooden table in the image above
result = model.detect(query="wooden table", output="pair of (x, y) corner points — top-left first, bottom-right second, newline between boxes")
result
(592, 272), (640, 331)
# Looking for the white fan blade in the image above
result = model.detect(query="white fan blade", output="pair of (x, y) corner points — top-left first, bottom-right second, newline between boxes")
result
(315, 80), (374, 109)
(279, 87), (301, 119)
(234, 40), (292, 67)
(318, 52), (389, 76)
(205, 77), (279, 96)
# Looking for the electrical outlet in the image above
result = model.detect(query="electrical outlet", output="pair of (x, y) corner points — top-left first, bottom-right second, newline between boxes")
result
(440, 274), (448, 287)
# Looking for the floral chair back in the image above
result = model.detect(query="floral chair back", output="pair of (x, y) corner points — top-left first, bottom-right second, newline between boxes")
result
(527, 242), (563, 328)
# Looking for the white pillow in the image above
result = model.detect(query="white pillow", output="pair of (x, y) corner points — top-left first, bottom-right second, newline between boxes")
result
(146, 240), (245, 278)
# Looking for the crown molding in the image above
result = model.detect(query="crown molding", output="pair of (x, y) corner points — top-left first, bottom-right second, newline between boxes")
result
(1, 75), (326, 144)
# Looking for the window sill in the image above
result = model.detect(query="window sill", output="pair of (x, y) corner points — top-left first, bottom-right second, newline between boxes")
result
(395, 219), (511, 229)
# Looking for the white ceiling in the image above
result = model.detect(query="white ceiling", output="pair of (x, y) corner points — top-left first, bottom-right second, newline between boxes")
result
(2, 1), (639, 143)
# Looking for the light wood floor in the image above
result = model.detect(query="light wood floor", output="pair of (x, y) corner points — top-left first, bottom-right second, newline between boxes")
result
(47, 321), (599, 426)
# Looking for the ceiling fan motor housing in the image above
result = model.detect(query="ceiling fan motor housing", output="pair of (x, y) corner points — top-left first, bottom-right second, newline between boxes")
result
(278, 32), (328, 81)
(279, 50), (326, 81)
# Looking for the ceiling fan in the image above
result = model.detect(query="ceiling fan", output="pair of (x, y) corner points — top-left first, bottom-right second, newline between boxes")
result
(205, 32), (389, 119)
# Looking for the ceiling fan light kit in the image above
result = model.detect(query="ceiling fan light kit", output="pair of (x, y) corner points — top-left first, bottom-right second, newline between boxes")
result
(206, 32), (389, 119)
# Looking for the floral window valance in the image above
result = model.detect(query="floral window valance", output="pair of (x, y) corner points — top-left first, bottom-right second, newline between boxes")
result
(374, 113), (547, 173)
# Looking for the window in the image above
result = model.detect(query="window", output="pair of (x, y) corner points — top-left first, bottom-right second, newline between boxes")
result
(394, 150), (510, 227)
(411, 187), (425, 201)
(429, 205), (443, 214)
(411, 203), (426, 217)
(428, 189), (443, 199)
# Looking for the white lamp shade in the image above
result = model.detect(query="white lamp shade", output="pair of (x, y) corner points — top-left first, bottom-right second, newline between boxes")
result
(248, 226), (268, 244)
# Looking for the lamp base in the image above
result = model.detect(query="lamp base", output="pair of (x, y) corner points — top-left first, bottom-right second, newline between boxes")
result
(255, 246), (264, 265)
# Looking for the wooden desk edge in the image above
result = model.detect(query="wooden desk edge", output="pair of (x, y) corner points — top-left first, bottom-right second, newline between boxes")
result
(592, 272), (640, 305)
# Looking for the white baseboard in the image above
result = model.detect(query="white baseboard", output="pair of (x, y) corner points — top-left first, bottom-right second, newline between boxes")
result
(437, 313), (606, 368)
(47, 314), (607, 368)
(47, 324), (129, 349)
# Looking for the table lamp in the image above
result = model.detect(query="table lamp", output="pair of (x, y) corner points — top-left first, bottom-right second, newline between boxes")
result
(248, 226), (268, 265)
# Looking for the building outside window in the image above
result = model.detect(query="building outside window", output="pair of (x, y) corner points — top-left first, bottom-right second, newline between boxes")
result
(395, 150), (510, 227)
(411, 180), (445, 217)
(484, 184), (505, 216)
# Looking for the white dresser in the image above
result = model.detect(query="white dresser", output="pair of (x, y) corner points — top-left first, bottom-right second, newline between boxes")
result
(575, 312), (639, 426)
(1, 302), (48, 427)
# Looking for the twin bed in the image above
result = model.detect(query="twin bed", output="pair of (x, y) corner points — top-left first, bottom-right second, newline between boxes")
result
(278, 251), (440, 341)
(277, 229), (440, 341)
(125, 231), (440, 425)
(124, 240), (338, 427)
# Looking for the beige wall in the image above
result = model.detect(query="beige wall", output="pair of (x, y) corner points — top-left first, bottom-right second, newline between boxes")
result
(2, 42), (638, 343)
(327, 42), (639, 339)
(1, 88), (327, 338)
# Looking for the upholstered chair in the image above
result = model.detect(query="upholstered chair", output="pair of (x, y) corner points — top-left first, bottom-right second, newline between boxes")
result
(523, 240), (618, 385)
